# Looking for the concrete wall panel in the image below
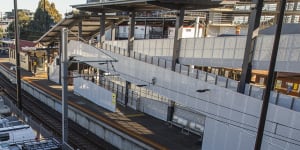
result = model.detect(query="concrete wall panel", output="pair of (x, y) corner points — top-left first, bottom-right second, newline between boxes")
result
(68, 109), (76, 122)
(96, 124), (105, 139)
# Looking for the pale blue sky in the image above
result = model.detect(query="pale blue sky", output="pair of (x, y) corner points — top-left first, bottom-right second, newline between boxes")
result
(0, 0), (86, 16)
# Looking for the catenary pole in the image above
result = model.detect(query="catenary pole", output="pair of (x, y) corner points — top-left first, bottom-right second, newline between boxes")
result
(14, 0), (22, 110)
(254, 0), (286, 149)
(237, 0), (264, 93)
(61, 28), (69, 148)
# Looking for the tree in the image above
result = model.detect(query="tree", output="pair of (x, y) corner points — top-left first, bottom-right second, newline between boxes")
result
(7, 0), (62, 41)
(0, 27), (4, 39)
(25, 0), (62, 40)
(6, 10), (31, 39)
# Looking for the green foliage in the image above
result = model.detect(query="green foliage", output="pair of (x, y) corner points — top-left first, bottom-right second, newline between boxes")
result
(7, 10), (31, 39)
(0, 27), (3, 38)
(7, 0), (62, 41)
(37, 0), (62, 22)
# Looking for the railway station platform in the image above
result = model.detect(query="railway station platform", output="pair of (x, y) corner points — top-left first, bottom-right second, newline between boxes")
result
(0, 60), (202, 150)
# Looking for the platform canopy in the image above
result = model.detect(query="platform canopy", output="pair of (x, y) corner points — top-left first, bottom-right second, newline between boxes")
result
(35, 12), (126, 46)
(72, 0), (232, 13)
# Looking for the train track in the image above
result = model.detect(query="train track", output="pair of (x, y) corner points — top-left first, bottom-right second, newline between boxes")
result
(0, 73), (118, 150)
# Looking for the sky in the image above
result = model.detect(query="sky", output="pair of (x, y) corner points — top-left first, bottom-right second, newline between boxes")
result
(0, 0), (86, 16)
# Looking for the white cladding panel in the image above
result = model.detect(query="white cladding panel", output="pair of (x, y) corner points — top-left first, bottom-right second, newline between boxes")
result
(49, 56), (60, 84)
(140, 97), (168, 121)
(74, 75), (116, 112)
(104, 34), (300, 73)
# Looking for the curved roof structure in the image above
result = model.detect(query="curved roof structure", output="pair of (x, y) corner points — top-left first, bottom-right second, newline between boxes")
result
(35, 13), (126, 45)
(72, 0), (232, 13)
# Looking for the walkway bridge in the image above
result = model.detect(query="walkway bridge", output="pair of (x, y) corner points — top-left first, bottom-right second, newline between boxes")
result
(47, 40), (300, 150)
(104, 34), (300, 73)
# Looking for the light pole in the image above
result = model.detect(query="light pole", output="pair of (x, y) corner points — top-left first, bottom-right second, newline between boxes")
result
(14, 0), (22, 110)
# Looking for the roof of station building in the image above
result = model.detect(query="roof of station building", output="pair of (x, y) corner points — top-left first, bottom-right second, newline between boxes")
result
(72, 0), (233, 13)
(35, 12), (126, 45)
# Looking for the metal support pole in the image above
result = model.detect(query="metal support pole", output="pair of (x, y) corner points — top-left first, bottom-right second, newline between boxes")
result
(46, 48), (50, 81)
(59, 37), (62, 84)
(167, 101), (175, 121)
(162, 18), (165, 38)
(77, 62), (80, 74)
(125, 81), (131, 107)
(270, 71), (277, 90)
(254, 0), (286, 149)
(169, 8), (184, 120)
(61, 28), (69, 147)
(204, 13), (209, 37)
(78, 20), (82, 39)
(111, 21), (116, 41)
(171, 7), (184, 71)
(144, 19), (147, 39)
(194, 17), (200, 38)
(128, 11), (135, 57)
(100, 12), (105, 49)
(14, 0), (22, 110)
(237, 0), (264, 93)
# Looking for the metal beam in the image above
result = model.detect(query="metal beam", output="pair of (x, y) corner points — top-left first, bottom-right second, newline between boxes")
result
(237, 0), (264, 93)
(168, 7), (184, 122)
(77, 7), (105, 13)
(111, 21), (116, 41)
(194, 16), (200, 38)
(125, 81), (131, 107)
(127, 11), (135, 56)
(78, 19), (83, 38)
(105, 5), (135, 11)
(100, 12), (106, 49)
(44, 19), (82, 44)
(88, 22), (113, 37)
(147, 1), (180, 10)
(254, 0), (286, 149)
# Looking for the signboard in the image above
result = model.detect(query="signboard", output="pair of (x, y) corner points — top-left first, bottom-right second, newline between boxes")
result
(22, 47), (36, 51)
